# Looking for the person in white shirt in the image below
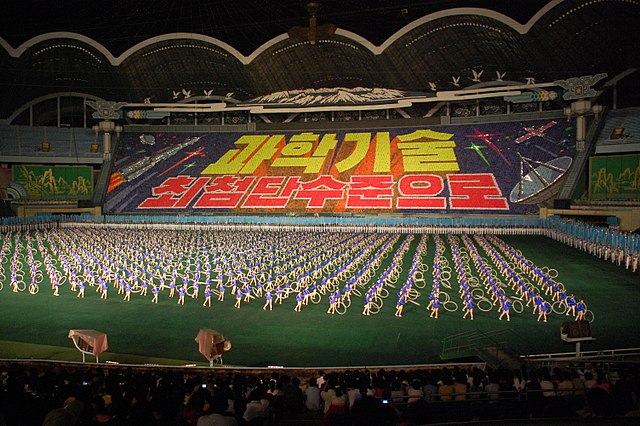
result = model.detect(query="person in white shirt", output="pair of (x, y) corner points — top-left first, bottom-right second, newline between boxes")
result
(242, 389), (268, 423)
(304, 377), (322, 411)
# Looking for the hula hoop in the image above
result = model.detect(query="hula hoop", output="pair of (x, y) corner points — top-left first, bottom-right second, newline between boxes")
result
(369, 303), (381, 315)
(548, 268), (558, 278)
(440, 279), (452, 289)
(471, 288), (485, 298)
(477, 298), (493, 312)
(512, 299), (524, 314)
(414, 279), (426, 289)
(15, 281), (26, 292)
(551, 301), (567, 314)
(443, 300), (459, 312)
(351, 288), (362, 297)
(335, 302), (348, 315)
(440, 270), (451, 281)
(584, 310), (595, 323)
(407, 288), (420, 299)
(418, 264), (429, 272)
(29, 284), (39, 294)
(379, 287), (389, 298)
(310, 293), (321, 304)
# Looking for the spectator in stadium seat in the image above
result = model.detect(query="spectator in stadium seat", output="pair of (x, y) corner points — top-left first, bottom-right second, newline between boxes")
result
(418, 372), (435, 403)
(611, 369), (637, 416)
(437, 375), (455, 401)
(592, 372), (612, 394)
(42, 397), (84, 426)
(584, 387), (614, 417)
(282, 375), (304, 415)
(242, 388), (269, 424)
(344, 376), (359, 409)
(484, 373), (500, 400)
(583, 371), (597, 389)
(321, 380), (348, 425)
(557, 371), (575, 396)
(406, 380), (423, 404)
(453, 373), (468, 400)
(468, 375), (484, 399)
(512, 368), (526, 393)
(525, 371), (545, 417)
(182, 386), (211, 425)
(571, 369), (586, 396)
(389, 380), (404, 404)
(540, 372), (556, 397)
(197, 393), (238, 426)
(371, 374), (387, 399)
(304, 377), (323, 412)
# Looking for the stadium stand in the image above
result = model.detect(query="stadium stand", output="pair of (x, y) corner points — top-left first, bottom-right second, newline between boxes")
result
(1, 1), (640, 425)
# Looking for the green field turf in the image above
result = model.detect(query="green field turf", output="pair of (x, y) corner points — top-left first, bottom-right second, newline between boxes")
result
(1, 233), (638, 368)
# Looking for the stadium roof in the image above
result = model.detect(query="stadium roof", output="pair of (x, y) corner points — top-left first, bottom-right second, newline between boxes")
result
(0, 0), (638, 118)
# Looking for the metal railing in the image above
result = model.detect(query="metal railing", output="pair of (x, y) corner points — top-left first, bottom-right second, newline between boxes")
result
(522, 347), (640, 363)
(441, 329), (513, 361)
(557, 107), (608, 200)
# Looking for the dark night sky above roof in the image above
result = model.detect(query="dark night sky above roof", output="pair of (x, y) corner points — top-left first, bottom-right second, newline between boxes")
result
(1, 0), (551, 56)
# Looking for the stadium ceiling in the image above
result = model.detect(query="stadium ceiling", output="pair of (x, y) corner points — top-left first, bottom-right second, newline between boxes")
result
(0, 0), (639, 118)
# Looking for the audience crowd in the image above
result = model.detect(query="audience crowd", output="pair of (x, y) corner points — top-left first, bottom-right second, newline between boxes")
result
(0, 361), (639, 425)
